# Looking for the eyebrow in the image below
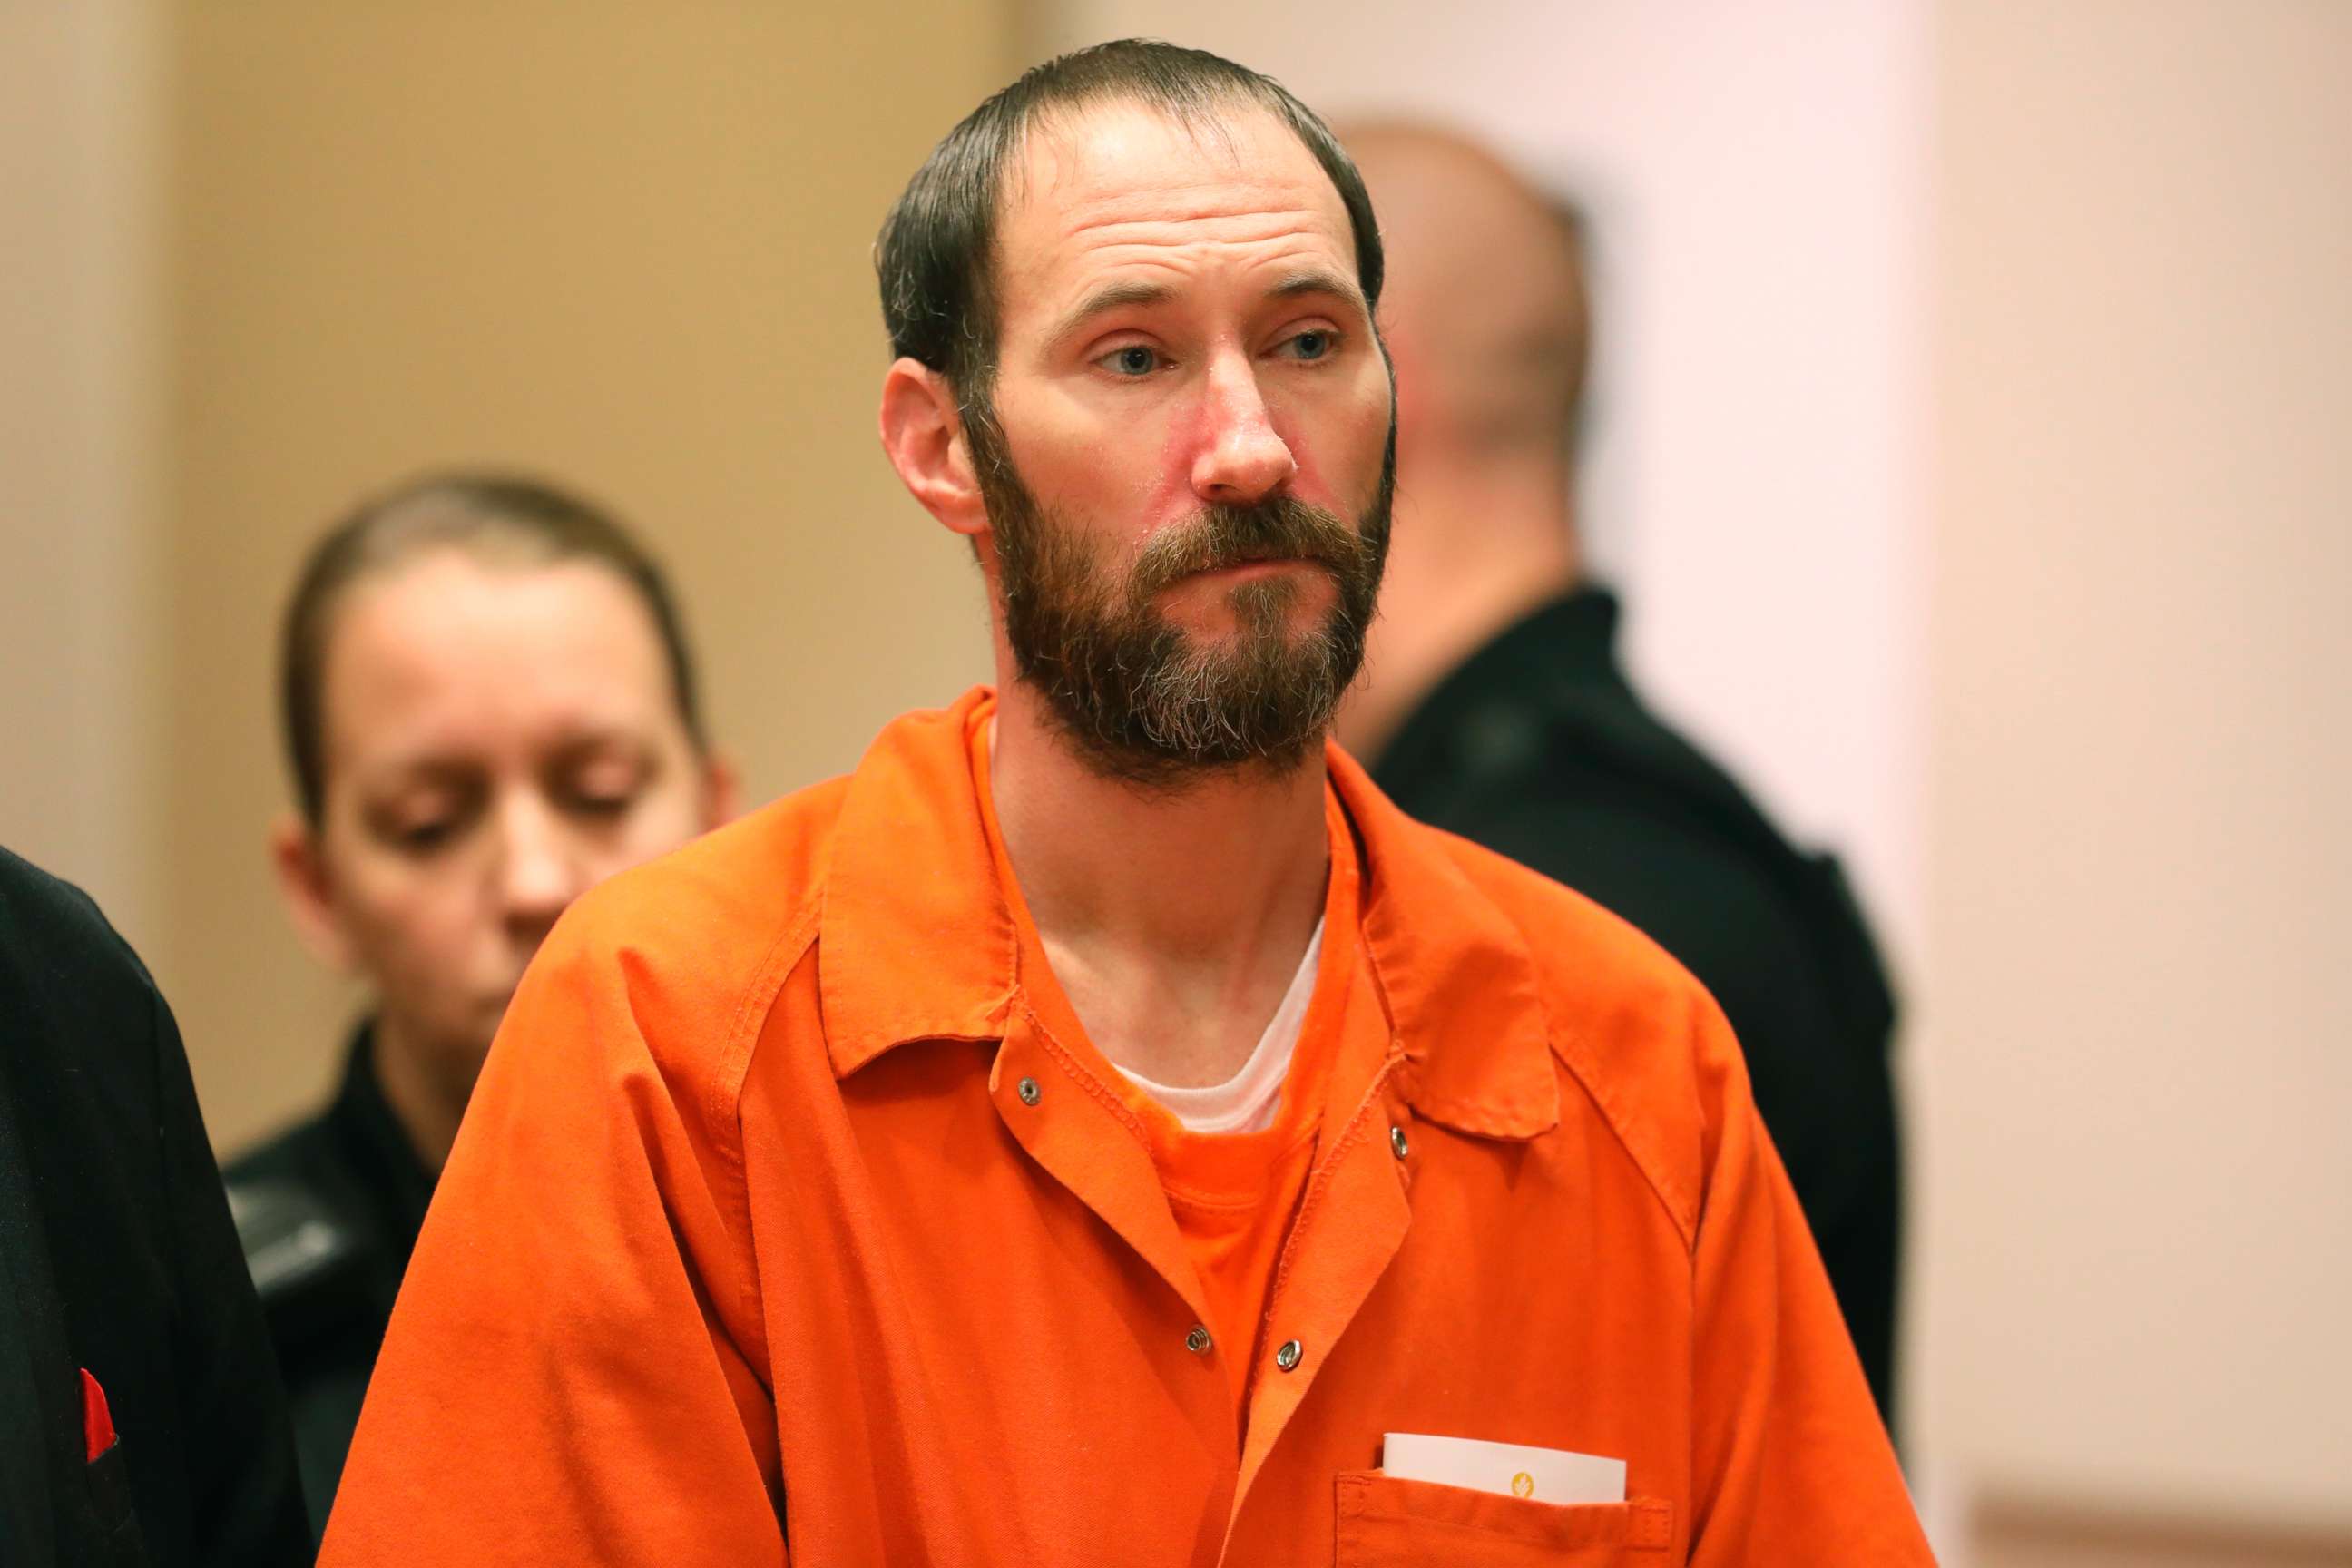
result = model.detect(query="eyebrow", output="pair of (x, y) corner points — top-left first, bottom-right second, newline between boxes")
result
(1047, 279), (1175, 351)
(1045, 267), (1368, 353)
(358, 756), (479, 794)
(356, 726), (646, 790)
(1267, 267), (1365, 313)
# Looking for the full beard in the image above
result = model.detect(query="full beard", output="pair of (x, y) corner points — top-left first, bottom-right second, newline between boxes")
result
(974, 416), (1395, 791)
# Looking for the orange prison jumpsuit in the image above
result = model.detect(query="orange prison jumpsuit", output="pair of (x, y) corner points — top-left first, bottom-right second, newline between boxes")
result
(969, 707), (1364, 1420)
(320, 688), (1933, 1565)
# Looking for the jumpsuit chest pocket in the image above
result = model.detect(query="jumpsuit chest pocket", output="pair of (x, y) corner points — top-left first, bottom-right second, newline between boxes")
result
(1335, 1471), (1673, 1563)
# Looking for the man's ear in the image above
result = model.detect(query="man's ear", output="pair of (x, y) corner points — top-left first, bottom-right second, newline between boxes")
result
(270, 813), (356, 972)
(878, 358), (989, 539)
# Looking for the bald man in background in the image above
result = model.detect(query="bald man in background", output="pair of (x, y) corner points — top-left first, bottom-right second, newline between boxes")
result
(1337, 123), (1904, 1425)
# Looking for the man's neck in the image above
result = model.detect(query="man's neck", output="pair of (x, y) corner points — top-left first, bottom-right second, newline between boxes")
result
(1338, 456), (1579, 762)
(988, 679), (1332, 1091)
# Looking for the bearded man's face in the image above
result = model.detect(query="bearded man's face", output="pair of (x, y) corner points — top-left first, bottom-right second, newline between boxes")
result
(962, 101), (1398, 786)
(975, 418), (1393, 786)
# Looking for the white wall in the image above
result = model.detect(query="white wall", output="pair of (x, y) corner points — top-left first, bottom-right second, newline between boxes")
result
(1034, 0), (1946, 1534)
(1028, 0), (1935, 976)
(1925, 0), (2352, 1534)
(1033, 3), (2352, 1558)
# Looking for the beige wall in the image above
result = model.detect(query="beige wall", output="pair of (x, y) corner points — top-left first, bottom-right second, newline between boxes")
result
(1924, 0), (2352, 1545)
(0, 0), (162, 941)
(162, 3), (1006, 1148)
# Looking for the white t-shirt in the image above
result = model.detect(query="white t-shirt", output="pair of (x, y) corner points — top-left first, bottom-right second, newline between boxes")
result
(1113, 918), (1324, 1135)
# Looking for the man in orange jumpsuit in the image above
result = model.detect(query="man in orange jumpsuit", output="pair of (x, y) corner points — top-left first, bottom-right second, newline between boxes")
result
(321, 39), (1933, 1565)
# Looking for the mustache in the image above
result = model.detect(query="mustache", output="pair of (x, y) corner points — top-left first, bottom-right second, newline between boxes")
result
(1123, 497), (1374, 603)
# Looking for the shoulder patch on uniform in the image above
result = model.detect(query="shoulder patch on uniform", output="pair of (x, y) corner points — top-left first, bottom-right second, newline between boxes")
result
(227, 1177), (368, 1308)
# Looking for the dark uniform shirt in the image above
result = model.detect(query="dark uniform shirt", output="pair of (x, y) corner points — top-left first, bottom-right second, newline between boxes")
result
(0, 845), (309, 1568)
(1373, 587), (1904, 1424)
(224, 1026), (432, 1543)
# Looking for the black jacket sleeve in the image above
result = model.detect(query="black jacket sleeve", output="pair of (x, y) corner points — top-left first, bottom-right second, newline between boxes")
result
(0, 847), (311, 1568)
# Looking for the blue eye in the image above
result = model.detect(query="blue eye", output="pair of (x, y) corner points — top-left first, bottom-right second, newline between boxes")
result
(1102, 345), (1160, 377)
(1284, 329), (1336, 362)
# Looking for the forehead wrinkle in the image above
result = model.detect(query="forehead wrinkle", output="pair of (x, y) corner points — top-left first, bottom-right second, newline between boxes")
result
(1061, 202), (1336, 250)
(1051, 205), (1351, 293)
(1050, 153), (1336, 228)
(1019, 203), (1344, 298)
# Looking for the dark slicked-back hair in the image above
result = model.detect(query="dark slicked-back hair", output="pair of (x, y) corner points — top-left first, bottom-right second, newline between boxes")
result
(876, 38), (1385, 425)
(279, 470), (708, 825)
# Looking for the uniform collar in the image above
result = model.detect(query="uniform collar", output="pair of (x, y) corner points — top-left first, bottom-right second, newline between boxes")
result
(818, 690), (1020, 1079)
(818, 687), (1558, 1141)
(1326, 747), (1562, 1141)
(1446, 584), (1625, 699)
(1374, 585), (1627, 793)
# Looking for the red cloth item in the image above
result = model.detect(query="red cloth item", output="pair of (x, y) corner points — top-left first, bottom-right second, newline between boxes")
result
(79, 1367), (116, 1461)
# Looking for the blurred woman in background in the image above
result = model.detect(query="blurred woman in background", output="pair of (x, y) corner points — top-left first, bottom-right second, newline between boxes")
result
(224, 473), (736, 1537)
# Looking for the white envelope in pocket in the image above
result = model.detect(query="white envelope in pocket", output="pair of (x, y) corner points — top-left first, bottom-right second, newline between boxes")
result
(1382, 1432), (1627, 1505)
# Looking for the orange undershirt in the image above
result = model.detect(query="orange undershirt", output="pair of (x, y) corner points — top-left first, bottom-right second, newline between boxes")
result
(968, 707), (1360, 1417)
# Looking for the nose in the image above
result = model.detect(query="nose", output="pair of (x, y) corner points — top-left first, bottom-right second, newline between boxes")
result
(493, 793), (583, 944)
(1190, 351), (1297, 506)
